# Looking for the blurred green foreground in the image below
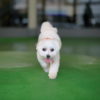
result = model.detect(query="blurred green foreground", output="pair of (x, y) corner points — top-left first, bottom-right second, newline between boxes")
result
(0, 38), (100, 100)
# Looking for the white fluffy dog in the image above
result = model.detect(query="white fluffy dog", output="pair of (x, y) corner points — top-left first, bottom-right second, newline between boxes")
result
(36, 22), (62, 79)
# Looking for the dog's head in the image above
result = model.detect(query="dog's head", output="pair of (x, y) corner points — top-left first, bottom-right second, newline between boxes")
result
(36, 40), (60, 59)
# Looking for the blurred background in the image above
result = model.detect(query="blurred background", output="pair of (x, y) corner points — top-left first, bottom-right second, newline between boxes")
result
(0, 0), (100, 28)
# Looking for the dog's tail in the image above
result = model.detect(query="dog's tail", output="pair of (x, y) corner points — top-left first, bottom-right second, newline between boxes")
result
(40, 21), (57, 33)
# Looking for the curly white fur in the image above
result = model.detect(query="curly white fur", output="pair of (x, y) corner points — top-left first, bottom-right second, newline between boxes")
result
(36, 22), (62, 79)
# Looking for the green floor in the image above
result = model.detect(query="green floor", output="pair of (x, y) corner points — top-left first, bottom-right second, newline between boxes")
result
(0, 38), (100, 100)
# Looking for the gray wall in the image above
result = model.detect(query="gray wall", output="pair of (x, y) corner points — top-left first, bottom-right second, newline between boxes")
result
(0, 28), (100, 38)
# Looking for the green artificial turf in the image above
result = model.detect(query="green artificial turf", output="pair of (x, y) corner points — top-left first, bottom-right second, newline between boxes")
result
(0, 38), (100, 100)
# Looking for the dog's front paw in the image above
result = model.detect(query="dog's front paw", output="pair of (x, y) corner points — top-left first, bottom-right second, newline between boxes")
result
(48, 72), (57, 79)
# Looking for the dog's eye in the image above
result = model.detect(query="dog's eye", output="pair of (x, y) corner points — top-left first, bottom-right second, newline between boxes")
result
(42, 48), (46, 51)
(51, 48), (54, 52)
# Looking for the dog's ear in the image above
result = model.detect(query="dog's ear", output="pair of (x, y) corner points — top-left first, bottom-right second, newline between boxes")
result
(54, 40), (61, 51)
(36, 42), (39, 50)
(53, 28), (58, 33)
(36, 41), (42, 51)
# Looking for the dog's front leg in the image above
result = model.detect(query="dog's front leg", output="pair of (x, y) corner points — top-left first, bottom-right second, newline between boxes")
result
(48, 58), (60, 79)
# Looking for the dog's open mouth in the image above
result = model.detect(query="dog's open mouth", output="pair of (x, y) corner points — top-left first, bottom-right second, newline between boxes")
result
(44, 58), (54, 63)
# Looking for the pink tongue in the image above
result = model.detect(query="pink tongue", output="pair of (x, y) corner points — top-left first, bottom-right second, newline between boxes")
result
(44, 58), (52, 63)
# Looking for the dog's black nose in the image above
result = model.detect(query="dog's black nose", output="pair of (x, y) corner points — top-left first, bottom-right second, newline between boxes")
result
(47, 55), (50, 58)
